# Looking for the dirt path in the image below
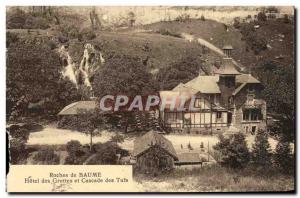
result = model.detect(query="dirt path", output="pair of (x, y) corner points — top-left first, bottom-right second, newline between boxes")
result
(181, 32), (244, 71)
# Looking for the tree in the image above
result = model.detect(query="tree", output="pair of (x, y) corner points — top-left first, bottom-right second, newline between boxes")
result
(8, 125), (30, 164)
(76, 109), (102, 151)
(65, 140), (89, 165)
(251, 129), (272, 169)
(92, 54), (158, 133)
(157, 55), (206, 90)
(214, 133), (250, 169)
(257, 12), (267, 22)
(87, 141), (128, 165)
(254, 62), (295, 142)
(7, 42), (81, 121)
(273, 139), (294, 174)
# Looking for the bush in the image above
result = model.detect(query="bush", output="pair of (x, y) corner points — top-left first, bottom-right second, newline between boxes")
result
(6, 8), (27, 29)
(33, 148), (60, 165)
(200, 15), (205, 21)
(233, 17), (240, 29)
(251, 129), (272, 169)
(156, 28), (181, 38)
(80, 28), (96, 40)
(214, 133), (250, 169)
(6, 31), (19, 47)
(257, 12), (267, 22)
(8, 125), (30, 164)
(23, 15), (50, 29)
(175, 14), (190, 22)
(87, 141), (128, 165)
(273, 139), (294, 174)
(65, 140), (90, 165)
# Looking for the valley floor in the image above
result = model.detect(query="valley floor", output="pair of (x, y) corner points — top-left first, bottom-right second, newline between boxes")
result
(27, 125), (279, 152)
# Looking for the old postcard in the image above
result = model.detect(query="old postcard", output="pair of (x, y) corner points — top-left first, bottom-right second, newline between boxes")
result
(6, 6), (295, 192)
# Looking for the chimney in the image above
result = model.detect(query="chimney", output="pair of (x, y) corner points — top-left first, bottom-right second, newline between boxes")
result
(223, 45), (233, 58)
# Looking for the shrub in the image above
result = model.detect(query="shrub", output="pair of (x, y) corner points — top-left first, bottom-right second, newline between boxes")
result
(80, 28), (96, 40)
(233, 17), (240, 29)
(87, 141), (129, 165)
(33, 148), (60, 165)
(175, 13), (190, 22)
(214, 133), (250, 169)
(273, 139), (294, 174)
(6, 31), (19, 47)
(8, 125), (30, 164)
(24, 16), (50, 29)
(200, 15), (205, 21)
(257, 12), (267, 22)
(251, 129), (272, 169)
(156, 29), (181, 38)
(6, 8), (27, 29)
(65, 140), (90, 165)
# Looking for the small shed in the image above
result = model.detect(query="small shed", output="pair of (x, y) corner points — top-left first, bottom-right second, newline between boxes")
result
(133, 131), (178, 173)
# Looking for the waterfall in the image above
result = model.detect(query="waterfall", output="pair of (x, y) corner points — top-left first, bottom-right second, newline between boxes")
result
(58, 43), (105, 90)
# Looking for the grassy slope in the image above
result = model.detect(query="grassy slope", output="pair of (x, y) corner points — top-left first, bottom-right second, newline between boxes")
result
(134, 165), (294, 192)
(141, 18), (294, 69)
(68, 30), (221, 74)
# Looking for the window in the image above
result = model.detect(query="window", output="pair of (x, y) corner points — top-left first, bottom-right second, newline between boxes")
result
(252, 126), (256, 134)
(243, 109), (263, 121)
(225, 77), (235, 88)
(247, 94), (254, 101)
(228, 96), (233, 105)
(248, 84), (255, 92)
(217, 112), (222, 120)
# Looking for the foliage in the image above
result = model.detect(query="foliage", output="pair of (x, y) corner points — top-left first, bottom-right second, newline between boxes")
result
(251, 129), (272, 169)
(214, 133), (250, 169)
(93, 54), (158, 97)
(257, 12), (267, 22)
(87, 141), (128, 165)
(6, 31), (19, 47)
(8, 125), (30, 164)
(65, 140), (90, 165)
(273, 139), (294, 174)
(79, 28), (97, 41)
(254, 62), (295, 142)
(92, 54), (158, 133)
(6, 7), (53, 29)
(239, 22), (267, 55)
(156, 29), (181, 38)
(6, 42), (81, 121)
(200, 15), (205, 21)
(175, 14), (190, 22)
(233, 17), (240, 29)
(32, 148), (60, 164)
(157, 55), (206, 90)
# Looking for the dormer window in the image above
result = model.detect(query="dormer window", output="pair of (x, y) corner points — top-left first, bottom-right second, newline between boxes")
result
(248, 84), (255, 92)
(225, 77), (235, 88)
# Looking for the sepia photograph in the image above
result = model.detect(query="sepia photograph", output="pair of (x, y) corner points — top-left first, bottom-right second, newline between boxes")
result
(6, 5), (295, 192)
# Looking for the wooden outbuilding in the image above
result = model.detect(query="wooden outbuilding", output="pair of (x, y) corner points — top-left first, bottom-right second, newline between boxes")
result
(133, 131), (178, 173)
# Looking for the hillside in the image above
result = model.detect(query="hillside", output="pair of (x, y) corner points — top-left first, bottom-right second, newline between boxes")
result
(141, 18), (294, 70)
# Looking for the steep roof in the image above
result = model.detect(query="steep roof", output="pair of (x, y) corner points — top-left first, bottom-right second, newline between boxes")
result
(58, 101), (97, 115)
(184, 75), (221, 94)
(133, 131), (178, 160)
(236, 74), (260, 84)
(214, 58), (241, 75)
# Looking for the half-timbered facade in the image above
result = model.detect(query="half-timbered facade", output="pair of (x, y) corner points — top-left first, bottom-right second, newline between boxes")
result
(159, 45), (267, 134)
